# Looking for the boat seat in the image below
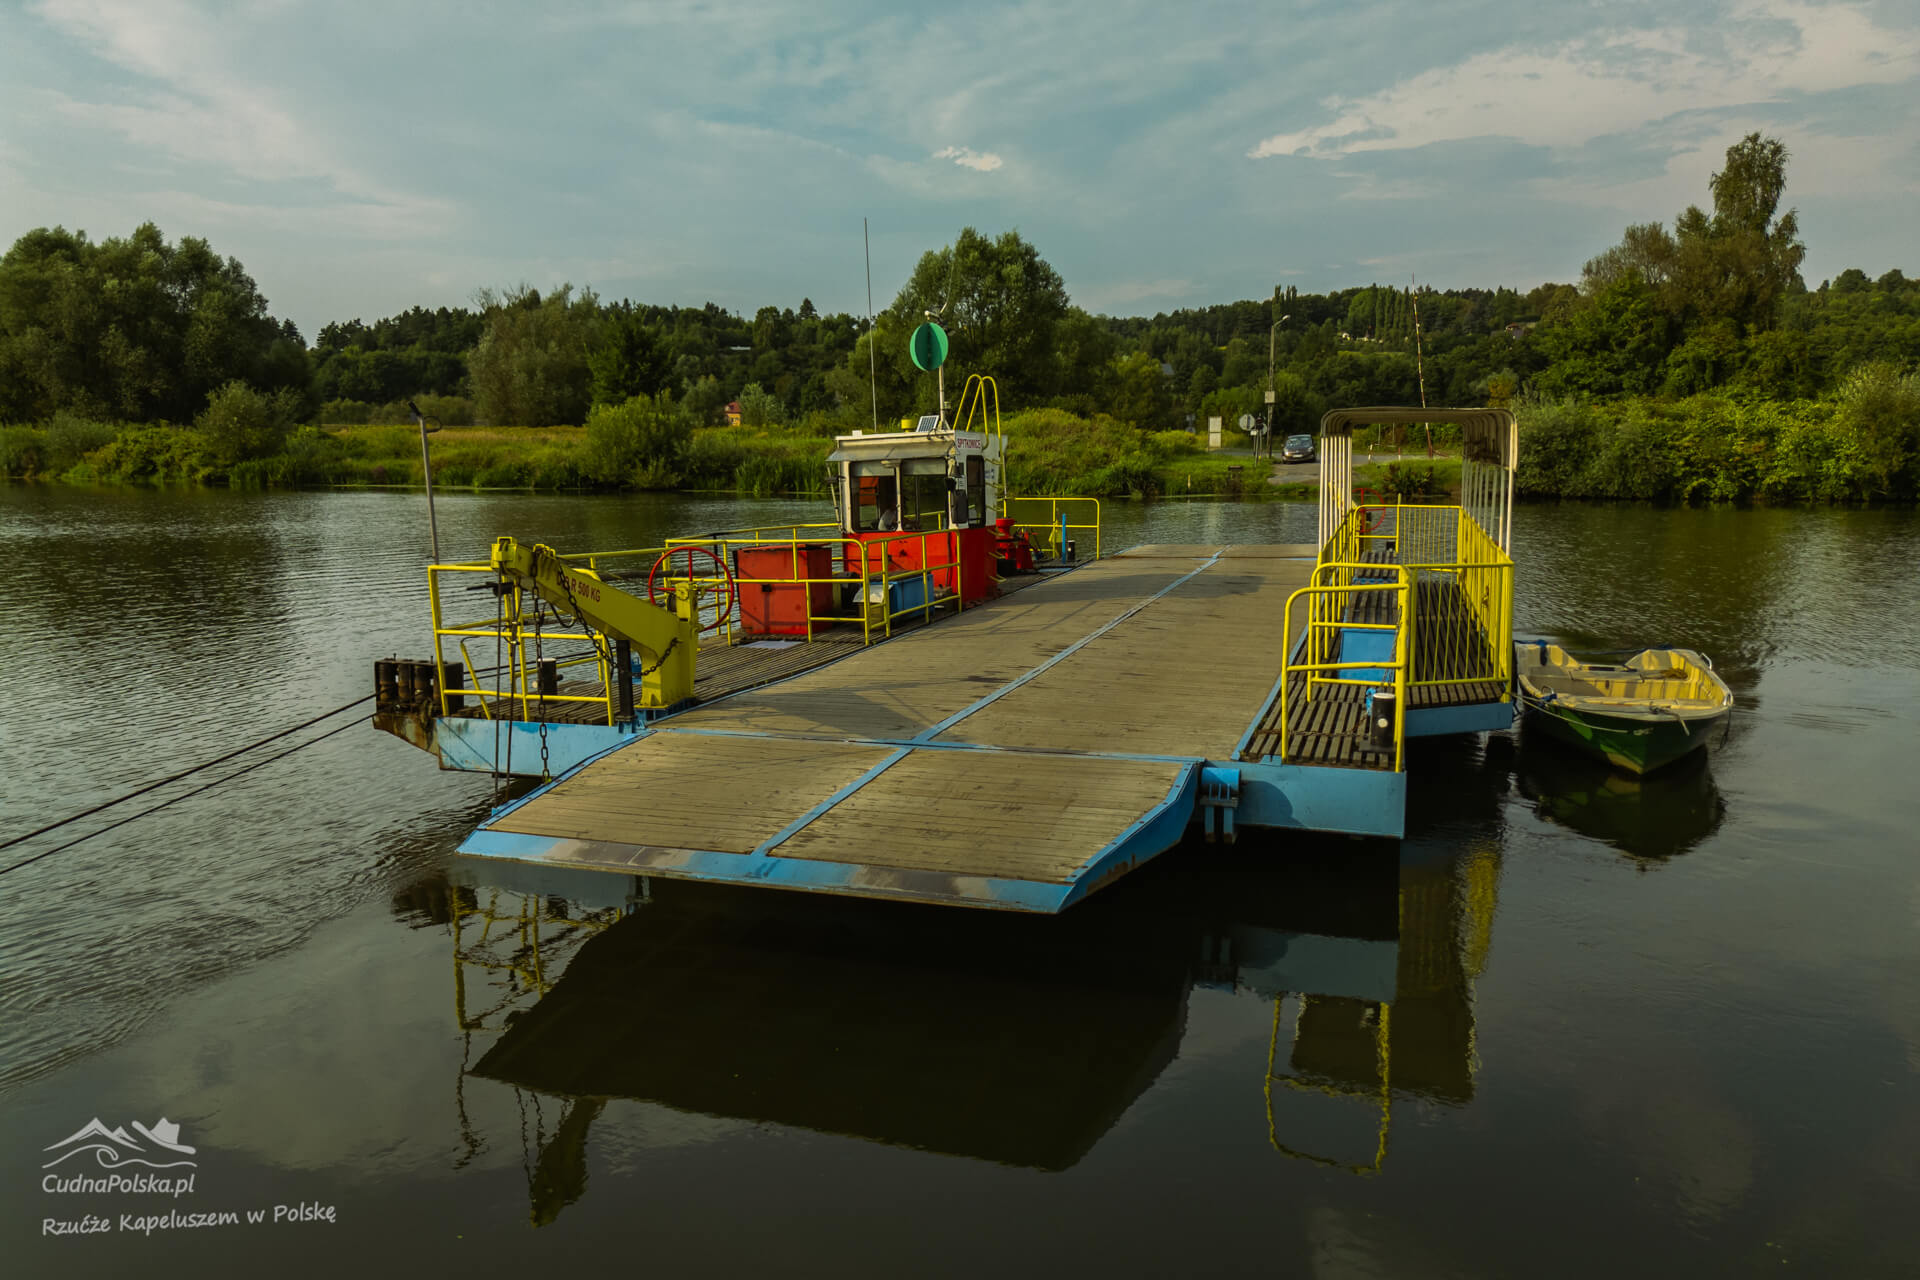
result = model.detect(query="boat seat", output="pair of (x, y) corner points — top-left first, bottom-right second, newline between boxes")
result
(1529, 676), (1607, 697)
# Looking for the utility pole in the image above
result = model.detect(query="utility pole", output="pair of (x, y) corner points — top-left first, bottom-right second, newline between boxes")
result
(1411, 275), (1431, 459)
(1266, 313), (1291, 460)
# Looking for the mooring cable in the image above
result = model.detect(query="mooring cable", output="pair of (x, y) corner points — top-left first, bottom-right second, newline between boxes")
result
(0, 714), (371, 878)
(0, 693), (377, 854)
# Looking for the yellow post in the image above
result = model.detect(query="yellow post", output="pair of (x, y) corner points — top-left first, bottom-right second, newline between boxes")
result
(428, 567), (449, 717)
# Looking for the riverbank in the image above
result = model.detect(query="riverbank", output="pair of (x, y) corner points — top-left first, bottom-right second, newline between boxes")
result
(3, 379), (1915, 503)
(0, 409), (1287, 500)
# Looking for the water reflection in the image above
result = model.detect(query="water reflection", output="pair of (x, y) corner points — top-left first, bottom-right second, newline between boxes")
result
(409, 827), (1498, 1224)
(1514, 723), (1727, 863)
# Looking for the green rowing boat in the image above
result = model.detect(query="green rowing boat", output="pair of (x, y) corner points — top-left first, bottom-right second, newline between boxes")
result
(1515, 643), (1733, 776)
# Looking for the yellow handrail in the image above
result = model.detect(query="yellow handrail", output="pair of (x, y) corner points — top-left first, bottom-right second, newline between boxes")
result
(1313, 501), (1514, 706)
(1277, 563), (1411, 772)
(999, 494), (1102, 562)
(953, 373), (1004, 458)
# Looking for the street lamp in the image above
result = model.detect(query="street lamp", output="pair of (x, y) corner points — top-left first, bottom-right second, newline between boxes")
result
(1265, 315), (1291, 459)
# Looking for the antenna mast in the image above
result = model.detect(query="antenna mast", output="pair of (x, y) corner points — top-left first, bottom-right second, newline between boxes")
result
(865, 218), (878, 431)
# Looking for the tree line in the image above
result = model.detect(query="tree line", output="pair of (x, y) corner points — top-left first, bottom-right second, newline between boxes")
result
(2, 132), (1916, 497)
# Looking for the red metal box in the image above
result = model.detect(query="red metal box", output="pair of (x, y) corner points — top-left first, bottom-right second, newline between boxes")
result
(736, 544), (836, 636)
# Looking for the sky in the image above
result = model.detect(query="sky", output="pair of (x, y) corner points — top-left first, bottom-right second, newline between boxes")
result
(2, 0), (1916, 340)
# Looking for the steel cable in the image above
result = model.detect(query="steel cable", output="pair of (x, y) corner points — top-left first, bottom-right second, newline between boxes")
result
(0, 693), (377, 853)
(1, 714), (370, 877)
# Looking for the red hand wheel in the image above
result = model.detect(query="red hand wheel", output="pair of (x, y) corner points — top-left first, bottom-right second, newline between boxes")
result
(648, 546), (736, 633)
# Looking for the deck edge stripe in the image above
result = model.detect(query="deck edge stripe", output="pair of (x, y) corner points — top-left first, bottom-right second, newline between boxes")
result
(1233, 623), (1315, 761)
(913, 547), (1230, 744)
(745, 746), (913, 861)
(1059, 762), (1202, 910)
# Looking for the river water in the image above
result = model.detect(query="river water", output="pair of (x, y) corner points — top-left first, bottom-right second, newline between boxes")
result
(2, 485), (1915, 1277)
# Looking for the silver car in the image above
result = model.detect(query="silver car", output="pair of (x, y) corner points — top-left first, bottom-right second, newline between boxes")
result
(1281, 434), (1316, 463)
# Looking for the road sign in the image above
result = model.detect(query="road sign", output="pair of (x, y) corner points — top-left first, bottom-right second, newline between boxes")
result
(909, 321), (949, 371)
(1264, 390), (1276, 404)
(1238, 414), (1256, 431)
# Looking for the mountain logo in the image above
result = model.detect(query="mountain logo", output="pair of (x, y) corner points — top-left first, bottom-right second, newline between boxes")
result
(43, 1118), (198, 1170)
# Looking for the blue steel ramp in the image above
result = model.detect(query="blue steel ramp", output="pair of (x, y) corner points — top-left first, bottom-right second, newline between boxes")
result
(459, 728), (1202, 913)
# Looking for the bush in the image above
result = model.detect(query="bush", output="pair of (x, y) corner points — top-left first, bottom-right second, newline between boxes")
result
(1835, 362), (1920, 498)
(197, 382), (295, 469)
(682, 429), (751, 488)
(77, 425), (207, 484)
(45, 411), (118, 468)
(0, 425), (49, 476)
(321, 399), (373, 424)
(582, 393), (692, 487)
(1378, 462), (1441, 498)
(1516, 401), (1602, 497)
(414, 394), (475, 427)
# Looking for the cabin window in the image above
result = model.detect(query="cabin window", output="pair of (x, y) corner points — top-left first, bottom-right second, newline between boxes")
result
(851, 462), (897, 532)
(899, 464), (947, 532)
(966, 454), (986, 527)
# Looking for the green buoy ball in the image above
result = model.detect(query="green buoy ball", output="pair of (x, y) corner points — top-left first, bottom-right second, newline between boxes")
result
(909, 321), (949, 372)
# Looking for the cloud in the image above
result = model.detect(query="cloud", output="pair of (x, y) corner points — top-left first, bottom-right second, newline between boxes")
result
(933, 146), (1004, 172)
(1248, 0), (1920, 160)
(30, 0), (444, 234)
(1077, 277), (1195, 310)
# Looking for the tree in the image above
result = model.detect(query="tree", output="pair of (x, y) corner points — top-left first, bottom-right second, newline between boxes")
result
(588, 307), (670, 406)
(1583, 133), (1805, 344)
(468, 284), (598, 425)
(735, 381), (782, 427)
(1051, 306), (1117, 405)
(881, 228), (1071, 406)
(1108, 350), (1176, 430)
(0, 222), (309, 422)
(1535, 272), (1672, 397)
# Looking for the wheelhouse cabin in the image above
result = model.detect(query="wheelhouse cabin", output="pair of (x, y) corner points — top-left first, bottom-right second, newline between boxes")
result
(828, 417), (1004, 606)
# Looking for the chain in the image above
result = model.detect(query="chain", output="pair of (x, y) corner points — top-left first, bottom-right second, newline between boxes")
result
(641, 634), (680, 678)
(492, 576), (505, 807)
(548, 550), (614, 683)
(532, 596), (550, 782)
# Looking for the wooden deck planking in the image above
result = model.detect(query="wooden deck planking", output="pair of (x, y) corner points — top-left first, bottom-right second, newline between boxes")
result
(938, 557), (1315, 758)
(772, 750), (1185, 883)
(491, 732), (896, 853)
(661, 557), (1208, 740)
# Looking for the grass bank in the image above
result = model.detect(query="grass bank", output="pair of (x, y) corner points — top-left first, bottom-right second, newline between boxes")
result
(5, 370), (1915, 504)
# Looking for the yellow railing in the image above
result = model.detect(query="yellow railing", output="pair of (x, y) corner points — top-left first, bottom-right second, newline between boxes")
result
(423, 524), (983, 728)
(999, 495), (1102, 563)
(1278, 563), (1411, 773)
(426, 543), (722, 725)
(953, 373), (1005, 457)
(1319, 500), (1514, 704)
(429, 561), (619, 724)
(664, 525), (969, 646)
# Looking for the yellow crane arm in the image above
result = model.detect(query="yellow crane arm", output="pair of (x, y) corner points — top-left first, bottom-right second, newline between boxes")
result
(489, 536), (697, 710)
